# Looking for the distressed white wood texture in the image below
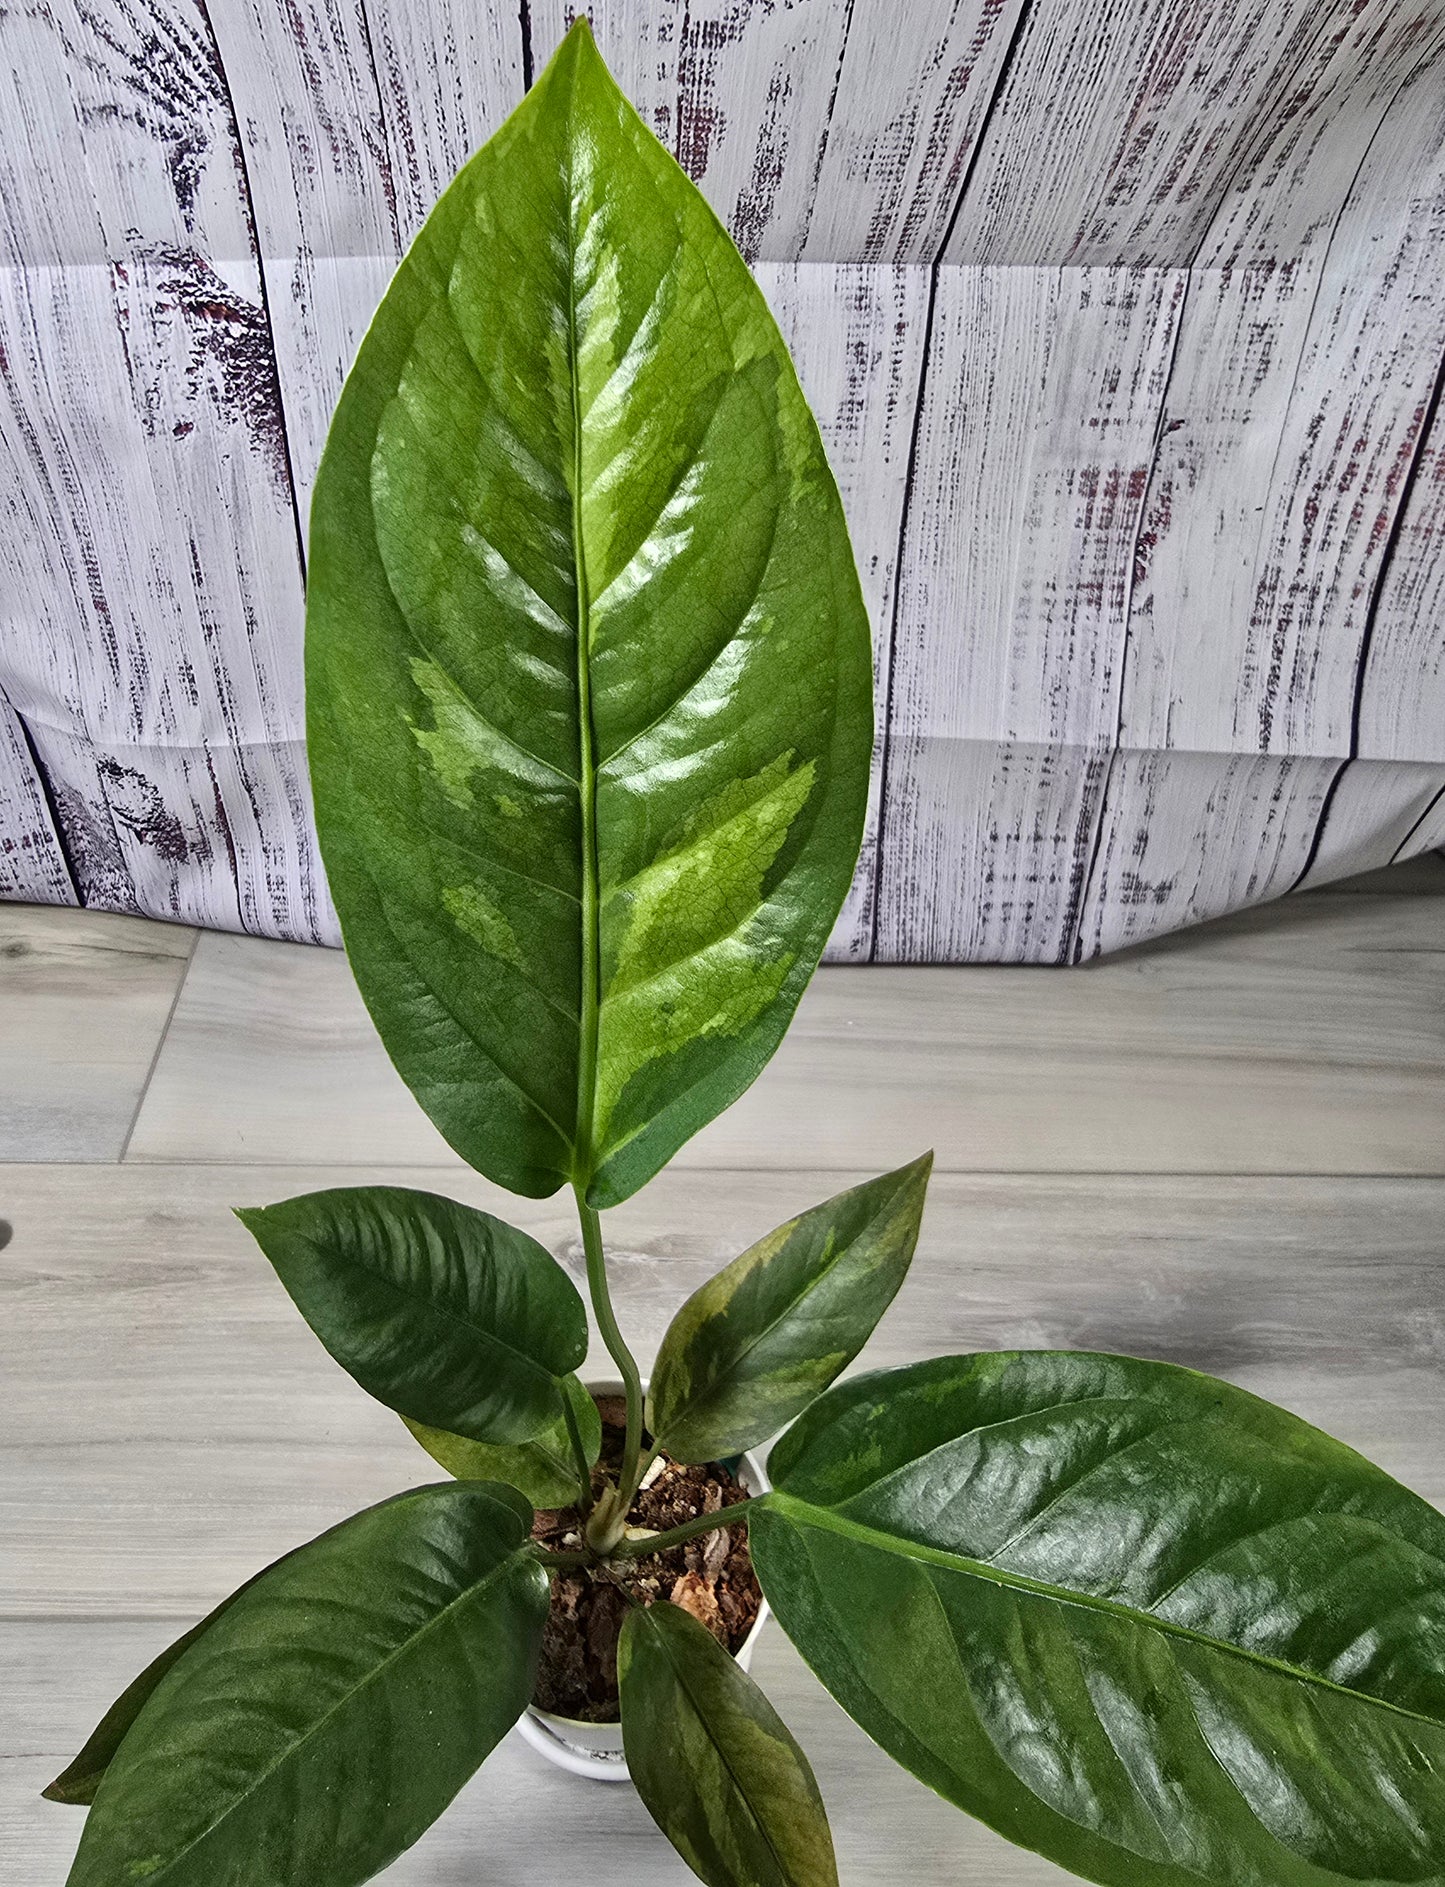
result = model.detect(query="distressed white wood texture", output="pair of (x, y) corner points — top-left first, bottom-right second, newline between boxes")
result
(1118, 8), (1445, 749)
(125, 859), (1445, 1175)
(0, 0), (329, 937)
(1362, 363), (1445, 761)
(876, 264), (1186, 961)
(884, 0), (1445, 961)
(760, 262), (929, 958)
(3, 0), (1445, 961)
(0, 698), (73, 904)
(530, 0), (855, 260)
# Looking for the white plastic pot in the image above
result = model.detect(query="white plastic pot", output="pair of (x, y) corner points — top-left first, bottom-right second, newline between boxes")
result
(515, 1379), (771, 1780)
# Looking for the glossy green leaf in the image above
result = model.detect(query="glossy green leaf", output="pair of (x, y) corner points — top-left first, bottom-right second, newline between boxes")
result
(306, 19), (873, 1208)
(753, 1352), (1445, 1887)
(66, 1483), (547, 1887)
(619, 1601), (837, 1887)
(236, 1185), (585, 1443)
(43, 1536), (305, 1806)
(404, 1371), (601, 1507)
(649, 1154), (932, 1461)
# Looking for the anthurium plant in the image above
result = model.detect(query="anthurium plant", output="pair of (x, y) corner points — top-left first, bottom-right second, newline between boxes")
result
(47, 22), (1445, 1887)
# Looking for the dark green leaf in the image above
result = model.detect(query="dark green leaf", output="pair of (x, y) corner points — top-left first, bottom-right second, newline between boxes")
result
(236, 1185), (585, 1443)
(649, 1155), (931, 1460)
(306, 18), (873, 1208)
(753, 1352), (1445, 1887)
(404, 1372), (601, 1507)
(66, 1483), (546, 1887)
(44, 1466), (535, 1806)
(619, 1601), (837, 1887)
(43, 1544), (298, 1806)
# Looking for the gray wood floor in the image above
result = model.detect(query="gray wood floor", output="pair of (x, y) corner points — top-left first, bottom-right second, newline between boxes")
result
(5, 863), (1445, 1885)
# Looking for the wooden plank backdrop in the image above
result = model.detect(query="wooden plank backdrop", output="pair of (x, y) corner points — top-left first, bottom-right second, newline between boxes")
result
(1, 0), (1442, 961)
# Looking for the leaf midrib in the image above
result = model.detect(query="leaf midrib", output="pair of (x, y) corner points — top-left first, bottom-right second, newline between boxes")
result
(764, 1491), (1445, 1735)
(566, 104), (601, 1187)
(93, 1498), (536, 1885)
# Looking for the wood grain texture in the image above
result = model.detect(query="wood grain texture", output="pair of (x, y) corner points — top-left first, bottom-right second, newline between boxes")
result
(124, 858), (1445, 1175)
(203, 0), (403, 520)
(6, 1159), (1442, 1881)
(1075, 750), (1331, 958)
(1068, 0), (1445, 955)
(1119, 6), (1445, 760)
(530, 0), (855, 262)
(943, 0), (1409, 265)
(5, 1160), (1441, 1614)
(1360, 349), (1445, 762)
(3, 0), (1444, 959)
(800, 0), (1026, 265)
(0, 902), (193, 1161)
(0, 1617), (1156, 1885)
(1297, 756), (1445, 886)
(365, 0), (525, 246)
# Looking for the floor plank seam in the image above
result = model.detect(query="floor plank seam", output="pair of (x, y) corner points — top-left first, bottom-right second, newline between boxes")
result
(117, 928), (202, 1165)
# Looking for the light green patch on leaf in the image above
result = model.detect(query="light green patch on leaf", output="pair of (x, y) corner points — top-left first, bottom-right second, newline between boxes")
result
(608, 753), (815, 994)
(442, 883), (524, 970)
(406, 658), (482, 812)
(593, 755), (813, 1143)
(407, 658), (570, 814)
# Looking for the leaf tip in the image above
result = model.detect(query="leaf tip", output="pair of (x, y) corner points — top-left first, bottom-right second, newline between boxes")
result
(548, 10), (605, 86)
(40, 1773), (89, 1806)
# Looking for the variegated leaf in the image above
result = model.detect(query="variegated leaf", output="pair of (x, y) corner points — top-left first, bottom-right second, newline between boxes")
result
(648, 1155), (932, 1461)
(305, 20), (873, 1206)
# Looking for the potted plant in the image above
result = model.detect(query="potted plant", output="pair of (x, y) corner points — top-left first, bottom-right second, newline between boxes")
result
(46, 22), (1445, 1887)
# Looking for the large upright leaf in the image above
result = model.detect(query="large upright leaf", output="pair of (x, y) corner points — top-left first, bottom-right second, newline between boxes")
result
(66, 1483), (547, 1887)
(649, 1154), (932, 1461)
(237, 1186), (586, 1442)
(306, 19), (872, 1207)
(752, 1353), (1445, 1887)
(619, 1600), (838, 1887)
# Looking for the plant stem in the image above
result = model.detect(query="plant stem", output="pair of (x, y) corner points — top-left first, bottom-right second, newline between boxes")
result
(558, 1381), (595, 1513)
(613, 1498), (754, 1559)
(533, 1498), (757, 1575)
(534, 1547), (591, 1571)
(574, 1186), (644, 1511)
